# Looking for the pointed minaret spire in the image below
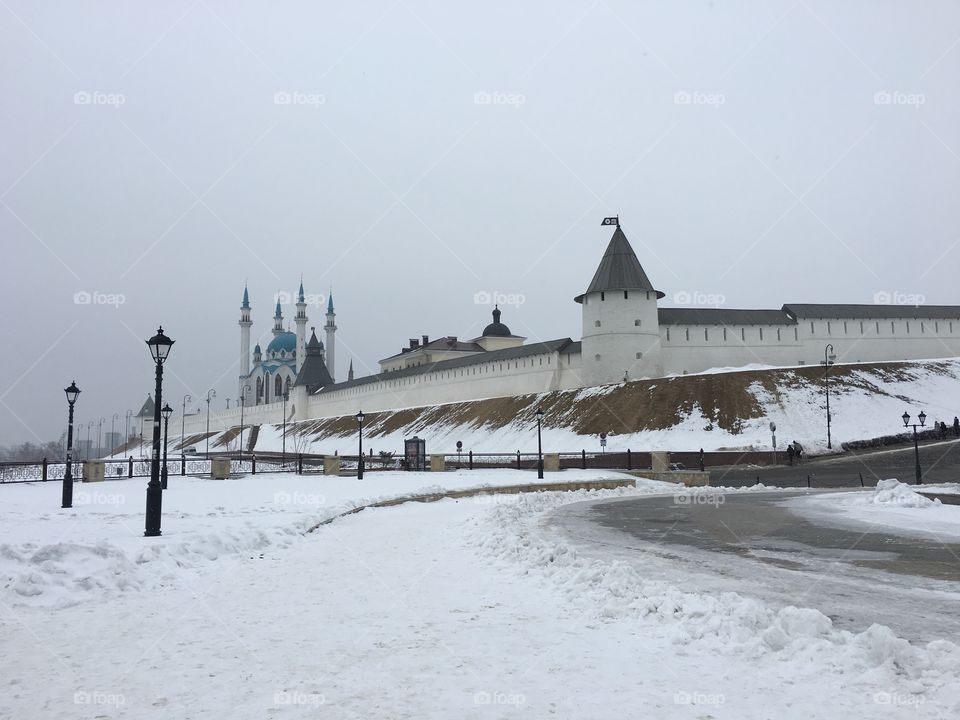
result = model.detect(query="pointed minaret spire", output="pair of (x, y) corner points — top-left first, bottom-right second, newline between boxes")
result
(348, 358), (354, 382)
(273, 294), (284, 336)
(324, 288), (337, 382)
(241, 284), (250, 309)
(294, 280), (308, 373)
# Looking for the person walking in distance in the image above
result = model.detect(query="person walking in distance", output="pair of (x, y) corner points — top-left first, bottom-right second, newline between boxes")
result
(954, 416), (959, 438)
(792, 440), (803, 465)
(787, 444), (795, 466)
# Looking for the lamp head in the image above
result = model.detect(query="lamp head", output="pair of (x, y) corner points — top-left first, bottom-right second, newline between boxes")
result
(146, 326), (174, 363)
(918, 410), (926, 427)
(902, 411), (910, 427)
(64, 381), (80, 405)
(161, 403), (173, 421)
(356, 410), (365, 424)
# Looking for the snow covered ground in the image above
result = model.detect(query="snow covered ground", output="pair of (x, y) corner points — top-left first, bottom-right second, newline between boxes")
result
(787, 479), (960, 542)
(2, 471), (959, 718)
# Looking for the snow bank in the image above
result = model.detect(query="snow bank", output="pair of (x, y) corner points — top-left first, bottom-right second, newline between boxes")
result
(788, 480), (960, 541)
(465, 489), (960, 686)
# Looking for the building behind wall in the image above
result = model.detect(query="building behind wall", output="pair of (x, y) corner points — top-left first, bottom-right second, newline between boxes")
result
(180, 223), (960, 436)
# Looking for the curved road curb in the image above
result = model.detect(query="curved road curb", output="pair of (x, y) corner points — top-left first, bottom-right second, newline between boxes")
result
(306, 477), (637, 533)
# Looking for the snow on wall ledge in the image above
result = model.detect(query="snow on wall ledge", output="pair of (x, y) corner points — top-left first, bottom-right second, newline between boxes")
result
(184, 358), (960, 456)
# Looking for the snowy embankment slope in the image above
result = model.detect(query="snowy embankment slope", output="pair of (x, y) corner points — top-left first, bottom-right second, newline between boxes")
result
(178, 358), (960, 458)
(788, 479), (960, 541)
(2, 476), (958, 719)
(0, 469), (633, 607)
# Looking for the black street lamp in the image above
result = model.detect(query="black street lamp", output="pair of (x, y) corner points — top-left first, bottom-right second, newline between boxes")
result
(282, 390), (289, 466)
(901, 410), (927, 485)
(61, 381), (80, 508)
(180, 394), (191, 458)
(205, 389), (216, 455)
(125, 409), (132, 449)
(356, 410), (365, 479)
(821, 344), (836, 450)
(145, 326), (174, 537)
(97, 417), (104, 459)
(161, 403), (173, 490)
(86, 421), (93, 461)
(536, 409), (544, 480)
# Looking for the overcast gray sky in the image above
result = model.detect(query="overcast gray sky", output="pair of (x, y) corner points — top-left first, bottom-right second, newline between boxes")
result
(2, 0), (958, 446)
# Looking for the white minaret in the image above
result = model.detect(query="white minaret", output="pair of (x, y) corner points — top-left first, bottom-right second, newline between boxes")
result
(272, 296), (284, 336)
(324, 290), (337, 382)
(238, 285), (252, 400)
(576, 222), (664, 386)
(294, 280), (308, 373)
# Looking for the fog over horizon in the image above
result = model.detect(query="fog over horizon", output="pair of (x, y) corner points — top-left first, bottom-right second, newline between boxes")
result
(2, 0), (958, 446)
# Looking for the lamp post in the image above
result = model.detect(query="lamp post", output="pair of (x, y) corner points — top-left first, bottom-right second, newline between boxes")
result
(536, 409), (544, 480)
(239, 386), (249, 457)
(160, 403), (173, 489)
(180, 394), (191, 457)
(282, 390), (289, 466)
(110, 413), (119, 456)
(356, 410), (365, 480)
(144, 326), (174, 537)
(125, 409), (132, 448)
(61, 381), (80, 508)
(901, 410), (927, 485)
(205, 389), (216, 456)
(86, 421), (93, 461)
(96, 417), (104, 459)
(821, 344), (836, 450)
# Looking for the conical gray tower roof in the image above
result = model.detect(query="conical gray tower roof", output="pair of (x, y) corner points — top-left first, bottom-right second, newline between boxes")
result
(574, 226), (663, 303)
(293, 329), (334, 393)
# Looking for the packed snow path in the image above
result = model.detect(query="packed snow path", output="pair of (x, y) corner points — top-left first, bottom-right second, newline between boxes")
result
(3, 486), (959, 718)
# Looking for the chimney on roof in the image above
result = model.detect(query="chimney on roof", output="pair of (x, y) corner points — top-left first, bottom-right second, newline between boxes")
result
(410, 339), (419, 349)
(447, 337), (456, 347)
(422, 335), (429, 346)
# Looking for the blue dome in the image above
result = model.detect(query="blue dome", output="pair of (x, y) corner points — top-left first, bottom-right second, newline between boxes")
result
(266, 332), (297, 356)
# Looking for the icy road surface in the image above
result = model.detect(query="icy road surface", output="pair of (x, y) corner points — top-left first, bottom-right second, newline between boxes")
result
(550, 488), (960, 644)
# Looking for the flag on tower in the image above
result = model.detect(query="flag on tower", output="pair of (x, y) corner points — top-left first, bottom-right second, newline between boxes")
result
(601, 216), (619, 226)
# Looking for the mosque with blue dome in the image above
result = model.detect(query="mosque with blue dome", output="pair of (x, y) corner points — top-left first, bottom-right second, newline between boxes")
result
(238, 282), (340, 406)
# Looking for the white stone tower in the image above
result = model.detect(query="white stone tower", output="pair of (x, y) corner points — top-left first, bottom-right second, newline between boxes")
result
(238, 285), (252, 401)
(294, 280), (308, 373)
(576, 223), (664, 386)
(324, 291), (337, 382)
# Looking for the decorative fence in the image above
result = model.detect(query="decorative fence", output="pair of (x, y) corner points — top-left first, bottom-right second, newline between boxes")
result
(0, 455), (302, 485)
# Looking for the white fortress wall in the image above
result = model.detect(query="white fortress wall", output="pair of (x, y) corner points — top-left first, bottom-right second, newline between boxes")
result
(796, 316), (960, 364)
(658, 323), (802, 375)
